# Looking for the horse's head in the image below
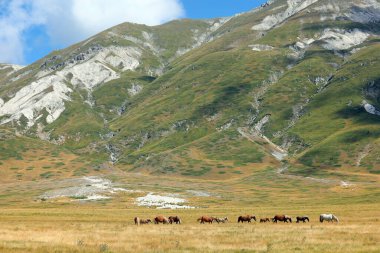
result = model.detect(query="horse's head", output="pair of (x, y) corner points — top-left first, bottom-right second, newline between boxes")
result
(333, 215), (339, 223)
(147, 219), (152, 223)
(251, 216), (256, 221)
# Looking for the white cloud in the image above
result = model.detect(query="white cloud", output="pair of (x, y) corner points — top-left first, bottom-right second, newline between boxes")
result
(0, 0), (184, 64)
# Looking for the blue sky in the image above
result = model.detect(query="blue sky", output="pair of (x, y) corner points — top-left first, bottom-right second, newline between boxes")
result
(0, 0), (267, 65)
(182, 0), (267, 19)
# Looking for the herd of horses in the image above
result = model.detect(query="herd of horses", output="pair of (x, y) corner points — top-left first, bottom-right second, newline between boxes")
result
(134, 214), (339, 225)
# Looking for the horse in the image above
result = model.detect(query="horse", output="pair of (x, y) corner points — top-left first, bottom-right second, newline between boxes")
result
(197, 216), (214, 224)
(238, 215), (256, 223)
(168, 216), (181, 224)
(140, 219), (152, 224)
(272, 215), (292, 223)
(214, 217), (228, 223)
(320, 214), (339, 223)
(296, 216), (309, 223)
(134, 217), (140, 225)
(154, 216), (169, 224)
(260, 218), (270, 223)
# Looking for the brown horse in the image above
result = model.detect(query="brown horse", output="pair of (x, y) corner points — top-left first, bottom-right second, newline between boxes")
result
(296, 216), (309, 223)
(197, 216), (214, 224)
(238, 215), (256, 223)
(260, 218), (270, 223)
(272, 215), (292, 223)
(168, 216), (181, 224)
(154, 216), (169, 224)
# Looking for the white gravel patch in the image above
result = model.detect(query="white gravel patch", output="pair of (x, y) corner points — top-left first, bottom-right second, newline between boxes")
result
(136, 193), (195, 209)
(40, 176), (130, 201)
(186, 190), (212, 197)
(249, 44), (274, 51)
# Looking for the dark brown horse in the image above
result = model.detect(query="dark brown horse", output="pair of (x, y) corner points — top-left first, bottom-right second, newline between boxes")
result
(260, 218), (270, 223)
(197, 216), (214, 224)
(168, 216), (181, 224)
(296, 216), (309, 223)
(272, 215), (292, 223)
(154, 216), (169, 224)
(238, 215), (256, 223)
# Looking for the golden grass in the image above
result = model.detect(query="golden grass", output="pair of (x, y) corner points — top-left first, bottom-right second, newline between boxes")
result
(0, 203), (379, 253)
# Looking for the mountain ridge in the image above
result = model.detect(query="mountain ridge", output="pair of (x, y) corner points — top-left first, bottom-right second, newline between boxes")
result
(0, 0), (379, 181)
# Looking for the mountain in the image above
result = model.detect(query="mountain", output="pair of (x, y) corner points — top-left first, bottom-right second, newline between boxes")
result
(0, 0), (379, 182)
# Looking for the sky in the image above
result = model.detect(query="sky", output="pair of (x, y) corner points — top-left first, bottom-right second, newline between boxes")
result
(0, 0), (267, 65)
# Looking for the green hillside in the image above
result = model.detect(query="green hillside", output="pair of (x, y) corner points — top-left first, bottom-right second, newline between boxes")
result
(0, 0), (379, 182)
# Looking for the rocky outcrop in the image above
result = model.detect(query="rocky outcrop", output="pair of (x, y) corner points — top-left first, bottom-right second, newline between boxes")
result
(252, 0), (321, 30)
(363, 100), (380, 116)
(319, 29), (370, 51)
(0, 46), (141, 128)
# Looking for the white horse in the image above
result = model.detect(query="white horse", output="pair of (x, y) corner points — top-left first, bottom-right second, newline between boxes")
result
(214, 217), (229, 223)
(320, 214), (339, 223)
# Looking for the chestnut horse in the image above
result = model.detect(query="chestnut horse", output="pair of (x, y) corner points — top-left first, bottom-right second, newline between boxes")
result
(197, 216), (214, 224)
(260, 218), (270, 223)
(169, 216), (181, 224)
(238, 215), (256, 223)
(154, 216), (169, 224)
(296, 216), (309, 223)
(272, 215), (292, 223)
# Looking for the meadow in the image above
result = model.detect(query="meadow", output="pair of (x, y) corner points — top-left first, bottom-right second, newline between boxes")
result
(0, 203), (379, 253)
(0, 164), (379, 253)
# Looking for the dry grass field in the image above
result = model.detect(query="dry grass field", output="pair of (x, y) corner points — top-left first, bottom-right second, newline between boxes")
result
(0, 165), (379, 253)
(0, 204), (379, 253)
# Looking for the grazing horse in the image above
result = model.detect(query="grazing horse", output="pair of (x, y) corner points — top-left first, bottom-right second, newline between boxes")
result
(140, 219), (152, 224)
(134, 217), (140, 225)
(168, 216), (181, 224)
(154, 216), (169, 224)
(320, 214), (339, 223)
(197, 216), (214, 224)
(296, 216), (309, 223)
(260, 218), (270, 223)
(272, 215), (292, 223)
(238, 215), (256, 223)
(214, 217), (228, 223)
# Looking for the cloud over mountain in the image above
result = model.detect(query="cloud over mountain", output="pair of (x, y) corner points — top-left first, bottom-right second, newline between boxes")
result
(0, 0), (184, 64)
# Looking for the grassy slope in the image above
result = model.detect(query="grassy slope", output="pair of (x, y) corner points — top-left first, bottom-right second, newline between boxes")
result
(0, 127), (96, 182)
(0, 0), (379, 181)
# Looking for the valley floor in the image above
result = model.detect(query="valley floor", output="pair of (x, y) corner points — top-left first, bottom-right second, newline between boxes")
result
(0, 203), (379, 253)
(0, 161), (379, 252)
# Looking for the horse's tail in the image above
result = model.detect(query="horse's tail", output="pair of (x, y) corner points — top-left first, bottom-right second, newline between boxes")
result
(237, 217), (241, 223)
(320, 215), (323, 223)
